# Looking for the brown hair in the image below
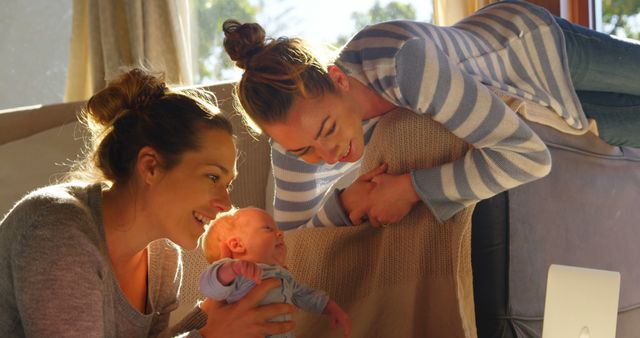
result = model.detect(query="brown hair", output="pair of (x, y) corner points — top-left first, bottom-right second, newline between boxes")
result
(73, 68), (233, 184)
(222, 19), (336, 130)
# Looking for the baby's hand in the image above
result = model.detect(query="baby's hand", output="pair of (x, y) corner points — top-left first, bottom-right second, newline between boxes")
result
(217, 260), (263, 286)
(324, 300), (351, 337)
(230, 260), (263, 284)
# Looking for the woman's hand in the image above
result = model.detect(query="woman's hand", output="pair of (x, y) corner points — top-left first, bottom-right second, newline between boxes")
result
(367, 172), (420, 227)
(340, 164), (387, 225)
(198, 279), (295, 338)
(340, 163), (420, 227)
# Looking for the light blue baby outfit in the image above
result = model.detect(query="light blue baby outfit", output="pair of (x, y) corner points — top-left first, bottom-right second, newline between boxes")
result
(199, 258), (329, 338)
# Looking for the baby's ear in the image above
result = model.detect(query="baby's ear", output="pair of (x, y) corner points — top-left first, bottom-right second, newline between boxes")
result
(226, 237), (245, 256)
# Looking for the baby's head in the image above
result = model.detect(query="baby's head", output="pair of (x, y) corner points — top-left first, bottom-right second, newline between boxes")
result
(201, 207), (287, 266)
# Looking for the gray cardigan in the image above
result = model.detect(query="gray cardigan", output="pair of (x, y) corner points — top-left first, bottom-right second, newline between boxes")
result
(0, 183), (207, 337)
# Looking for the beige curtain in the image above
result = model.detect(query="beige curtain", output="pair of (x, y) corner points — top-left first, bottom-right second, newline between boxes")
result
(64, 0), (192, 102)
(433, 0), (499, 26)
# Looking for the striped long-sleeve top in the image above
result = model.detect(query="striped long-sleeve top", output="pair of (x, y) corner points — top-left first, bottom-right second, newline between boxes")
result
(271, 0), (589, 230)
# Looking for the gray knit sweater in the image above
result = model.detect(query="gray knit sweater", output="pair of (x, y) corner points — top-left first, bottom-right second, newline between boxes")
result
(0, 183), (207, 337)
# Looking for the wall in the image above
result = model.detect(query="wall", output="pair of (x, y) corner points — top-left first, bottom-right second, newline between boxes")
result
(528, 0), (561, 16)
(0, 0), (72, 110)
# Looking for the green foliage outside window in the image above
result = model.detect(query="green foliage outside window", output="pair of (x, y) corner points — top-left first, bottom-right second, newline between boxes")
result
(335, 1), (417, 47)
(192, 0), (258, 83)
(602, 0), (640, 40)
(192, 1), (420, 83)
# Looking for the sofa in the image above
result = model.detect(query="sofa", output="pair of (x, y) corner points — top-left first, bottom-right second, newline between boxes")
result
(2, 81), (639, 337)
(471, 121), (640, 337)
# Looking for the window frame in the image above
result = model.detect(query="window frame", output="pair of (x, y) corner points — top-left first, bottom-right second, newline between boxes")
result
(527, 0), (601, 29)
(565, 0), (601, 29)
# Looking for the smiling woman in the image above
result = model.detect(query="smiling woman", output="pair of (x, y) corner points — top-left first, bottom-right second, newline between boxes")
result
(126, 127), (237, 249)
(260, 77), (394, 164)
(224, 0), (640, 232)
(0, 68), (295, 337)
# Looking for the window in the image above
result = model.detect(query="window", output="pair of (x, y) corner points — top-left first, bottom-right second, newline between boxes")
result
(0, 1), (72, 110)
(190, 0), (434, 84)
(599, 0), (640, 40)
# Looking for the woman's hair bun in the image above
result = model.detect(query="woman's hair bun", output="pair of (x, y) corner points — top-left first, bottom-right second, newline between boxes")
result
(222, 19), (266, 70)
(86, 68), (167, 126)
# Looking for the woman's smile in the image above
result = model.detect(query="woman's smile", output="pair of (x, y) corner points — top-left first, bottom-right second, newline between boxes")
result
(193, 211), (213, 228)
(339, 141), (353, 162)
(262, 91), (366, 165)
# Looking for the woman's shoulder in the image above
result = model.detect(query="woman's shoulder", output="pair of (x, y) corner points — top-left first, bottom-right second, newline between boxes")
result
(467, 0), (556, 25)
(5, 182), (97, 222)
(1, 182), (105, 250)
(1, 183), (108, 278)
(8, 182), (97, 214)
(337, 20), (430, 74)
(347, 20), (428, 47)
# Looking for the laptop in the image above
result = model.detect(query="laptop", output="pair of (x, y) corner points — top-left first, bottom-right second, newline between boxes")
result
(542, 264), (621, 338)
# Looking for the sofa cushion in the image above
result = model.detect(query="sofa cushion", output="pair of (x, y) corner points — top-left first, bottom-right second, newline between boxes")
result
(0, 121), (85, 218)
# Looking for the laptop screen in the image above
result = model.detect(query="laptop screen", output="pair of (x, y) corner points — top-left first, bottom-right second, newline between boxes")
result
(542, 264), (620, 338)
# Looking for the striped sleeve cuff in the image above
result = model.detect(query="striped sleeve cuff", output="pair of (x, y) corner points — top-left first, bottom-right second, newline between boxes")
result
(411, 169), (466, 223)
(320, 188), (354, 227)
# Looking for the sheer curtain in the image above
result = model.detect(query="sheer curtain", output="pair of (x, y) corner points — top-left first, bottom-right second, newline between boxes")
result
(433, 0), (498, 26)
(64, 0), (192, 102)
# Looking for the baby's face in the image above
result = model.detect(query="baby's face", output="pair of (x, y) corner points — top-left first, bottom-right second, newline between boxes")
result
(236, 208), (287, 266)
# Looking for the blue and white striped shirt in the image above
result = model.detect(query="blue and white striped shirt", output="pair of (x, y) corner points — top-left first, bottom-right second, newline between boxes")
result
(271, 1), (587, 229)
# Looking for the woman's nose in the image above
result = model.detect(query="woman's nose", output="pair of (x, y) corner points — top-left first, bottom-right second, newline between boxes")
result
(211, 190), (232, 214)
(315, 142), (340, 164)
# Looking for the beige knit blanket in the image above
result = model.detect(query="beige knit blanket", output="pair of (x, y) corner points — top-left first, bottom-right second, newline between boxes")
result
(285, 108), (476, 338)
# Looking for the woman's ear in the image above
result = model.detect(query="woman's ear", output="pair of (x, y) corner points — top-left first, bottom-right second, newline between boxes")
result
(327, 65), (350, 92)
(137, 146), (161, 185)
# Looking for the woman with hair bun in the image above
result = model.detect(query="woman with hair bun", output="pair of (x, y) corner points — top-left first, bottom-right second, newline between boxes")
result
(0, 68), (294, 337)
(223, 1), (640, 230)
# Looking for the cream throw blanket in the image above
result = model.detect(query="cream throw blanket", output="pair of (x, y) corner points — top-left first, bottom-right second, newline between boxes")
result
(285, 108), (476, 338)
